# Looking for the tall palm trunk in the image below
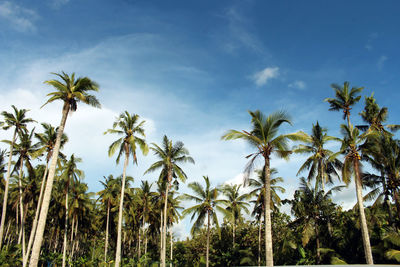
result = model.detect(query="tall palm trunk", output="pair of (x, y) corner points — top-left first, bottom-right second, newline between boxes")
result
(160, 210), (163, 263)
(24, 161), (49, 267)
(232, 214), (235, 246)
(258, 214), (262, 266)
(18, 158), (26, 263)
(162, 172), (172, 267)
(315, 221), (320, 264)
(115, 146), (129, 267)
(104, 201), (110, 262)
(170, 226), (173, 267)
(71, 219), (78, 259)
(0, 129), (17, 248)
(138, 226), (141, 259)
(206, 210), (210, 267)
(264, 158), (274, 266)
(354, 161), (374, 264)
(30, 102), (70, 267)
(62, 187), (69, 267)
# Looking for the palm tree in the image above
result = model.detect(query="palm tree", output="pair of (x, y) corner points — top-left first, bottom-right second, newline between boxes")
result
(0, 105), (34, 249)
(339, 123), (374, 264)
(294, 122), (342, 191)
(8, 129), (39, 263)
(24, 123), (68, 267)
(222, 110), (304, 266)
(104, 111), (148, 267)
(144, 135), (194, 267)
(220, 184), (250, 246)
(29, 72), (100, 267)
(97, 175), (119, 262)
(249, 167), (285, 266)
(324, 81), (363, 127)
(182, 176), (226, 267)
(285, 177), (343, 264)
(59, 154), (84, 267)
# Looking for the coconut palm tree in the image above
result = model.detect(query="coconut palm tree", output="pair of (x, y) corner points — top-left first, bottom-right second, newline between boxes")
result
(294, 122), (342, 191)
(23, 123), (68, 267)
(182, 176), (226, 267)
(222, 110), (305, 266)
(339, 123), (374, 264)
(144, 135), (194, 267)
(0, 105), (34, 249)
(29, 72), (100, 267)
(59, 154), (84, 267)
(104, 111), (148, 267)
(7, 129), (39, 262)
(220, 184), (250, 246)
(324, 81), (363, 127)
(249, 167), (285, 266)
(97, 175), (120, 262)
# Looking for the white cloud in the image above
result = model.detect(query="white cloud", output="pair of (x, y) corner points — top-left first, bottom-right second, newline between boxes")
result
(288, 80), (306, 90)
(49, 0), (70, 9)
(252, 67), (279, 87)
(0, 1), (38, 32)
(365, 32), (378, 51)
(377, 55), (387, 70)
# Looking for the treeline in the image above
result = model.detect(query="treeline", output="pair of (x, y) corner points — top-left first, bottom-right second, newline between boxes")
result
(0, 74), (399, 266)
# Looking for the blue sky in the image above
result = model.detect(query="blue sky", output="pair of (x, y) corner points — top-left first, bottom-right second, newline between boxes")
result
(0, 0), (399, 238)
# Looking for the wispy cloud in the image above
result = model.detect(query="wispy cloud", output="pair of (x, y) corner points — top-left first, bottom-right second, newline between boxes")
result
(0, 1), (38, 32)
(377, 55), (387, 70)
(49, 0), (70, 9)
(251, 67), (279, 87)
(365, 32), (378, 51)
(288, 80), (306, 90)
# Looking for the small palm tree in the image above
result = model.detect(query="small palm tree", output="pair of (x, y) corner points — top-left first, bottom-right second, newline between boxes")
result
(294, 122), (342, 191)
(144, 135), (194, 267)
(0, 105), (34, 249)
(30, 72), (100, 267)
(104, 111), (148, 267)
(222, 110), (305, 266)
(220, 184), (250, 246)
(182, 176), (226, 267)
(59, 155), (84, 267)
(324, 81), (363, 127)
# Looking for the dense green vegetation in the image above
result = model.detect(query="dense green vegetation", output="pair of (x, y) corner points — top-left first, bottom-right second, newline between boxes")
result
(0, 74), (400, 266)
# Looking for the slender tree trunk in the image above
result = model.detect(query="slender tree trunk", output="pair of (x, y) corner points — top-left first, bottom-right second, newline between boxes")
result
(24, 161), (49, 267)
(258, 215), (262, 266)
(4, 220), (11, 248)
(145, 234), (148, 260)
(104, 201), (110, 262)
(232, 214), (235, 247)
(140, 215), (145, 260)
(30, 102), (70, 267)
(315, 221), (320, 264)
(206, 210), (210, 267)
(138, 224), (141, 259)
(62, 187), (69, 267)
(160, 209), (163, 263)
(162, 175), (171, 267)
(170, 226), (173, 267)
(71, 219), (78, 260)
(0, 129), (17, 248)
(115, 147), (129, 267)
(355, 161), (374, 264)
(264, 158), (274, 266)
(17, 158), (26, 263)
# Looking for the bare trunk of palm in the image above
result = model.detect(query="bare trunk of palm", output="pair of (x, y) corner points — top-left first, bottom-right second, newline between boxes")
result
(62, 187), (69, 267)
(160, 210), (163, 263)
(144, 234), (148, 260)
(24, 161), (49, 267)
(206, 210), (210, 267)
(264, 159), (274, 266)
(355, 161), (374, 264)
(258, 215), (262, 266)
(29, 102), (70, 267)
(170, 226), (173, 267)
(18, 158), (26, 264)
(115, 147), (129, 267)
(71, 219), (78, 260)
(0, 129), (17, 248)
(162, 179), (171, 267)
(315, 221), (320, 264)
(232, 215), (235, 247)
(138, 225), (141, 259)
(104, 201), (110, 262)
